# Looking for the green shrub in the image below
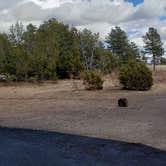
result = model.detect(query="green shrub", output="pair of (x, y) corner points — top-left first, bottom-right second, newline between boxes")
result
(6, 74), (17, 82)
(28, 76), (39, 83)
(119, 61), (153, 90)
(83, 71), (104, 90)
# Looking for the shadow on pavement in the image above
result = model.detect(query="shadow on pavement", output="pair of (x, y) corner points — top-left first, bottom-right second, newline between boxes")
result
(0, 127), (165, 166)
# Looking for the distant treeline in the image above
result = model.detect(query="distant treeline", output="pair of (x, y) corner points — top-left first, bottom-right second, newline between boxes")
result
(0, 18), (140, 81)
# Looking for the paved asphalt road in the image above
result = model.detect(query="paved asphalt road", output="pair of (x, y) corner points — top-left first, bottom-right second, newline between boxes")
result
(0, 127), (166, 166)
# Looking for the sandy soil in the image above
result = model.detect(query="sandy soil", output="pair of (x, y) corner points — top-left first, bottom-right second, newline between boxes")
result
(0, 78), (166, 151)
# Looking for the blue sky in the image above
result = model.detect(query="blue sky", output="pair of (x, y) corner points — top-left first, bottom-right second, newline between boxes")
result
(160, 16), (166, 20)
(126, 0), (144, 6)
(0, 0), (165, 50)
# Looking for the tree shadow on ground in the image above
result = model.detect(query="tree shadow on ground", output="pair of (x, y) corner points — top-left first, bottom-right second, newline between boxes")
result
(0, 127), (165, 166)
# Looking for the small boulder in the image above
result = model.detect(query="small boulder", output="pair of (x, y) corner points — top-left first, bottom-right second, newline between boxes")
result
(118, 98), (128, 107)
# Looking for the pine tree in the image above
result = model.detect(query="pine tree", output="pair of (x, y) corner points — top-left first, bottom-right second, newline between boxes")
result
(143, 27), (164, 71)
(106, 26), (138, 64)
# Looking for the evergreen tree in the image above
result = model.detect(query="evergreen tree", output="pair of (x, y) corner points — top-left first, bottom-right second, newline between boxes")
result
(0, 19), (144, 81)
(143, 27), (164, 71)
(106, 26), (139, 64)
(106, 26), (129, 64)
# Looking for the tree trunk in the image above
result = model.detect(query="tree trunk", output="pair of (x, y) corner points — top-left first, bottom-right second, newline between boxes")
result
(153, 55), (156, 71)
(89, 47), (95, 70)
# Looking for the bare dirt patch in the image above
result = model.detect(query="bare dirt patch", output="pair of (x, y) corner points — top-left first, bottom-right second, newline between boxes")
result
(0, 77), (166, 150)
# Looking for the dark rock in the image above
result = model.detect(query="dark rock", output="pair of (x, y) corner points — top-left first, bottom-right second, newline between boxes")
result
(118, 98), (128, 107)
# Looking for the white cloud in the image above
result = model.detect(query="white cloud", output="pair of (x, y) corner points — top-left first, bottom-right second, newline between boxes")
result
(0, 0), (166, 49)
(27, 0), (74, 9)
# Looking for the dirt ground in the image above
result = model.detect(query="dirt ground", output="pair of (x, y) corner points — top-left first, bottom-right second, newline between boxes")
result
(0, 71), (166, 151)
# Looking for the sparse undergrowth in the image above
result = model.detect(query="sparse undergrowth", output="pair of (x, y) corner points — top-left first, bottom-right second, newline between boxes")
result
(83, 71), (104, 90)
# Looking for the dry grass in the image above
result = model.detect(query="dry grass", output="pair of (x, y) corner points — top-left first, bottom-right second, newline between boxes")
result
(0, 79), (165, 150)
(148, 65), (166, 84)
(148, 65), (166, 71)
(103, 70), (120, 88)
(153, 70), (166, 84)
(0, 69), (165, 150)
